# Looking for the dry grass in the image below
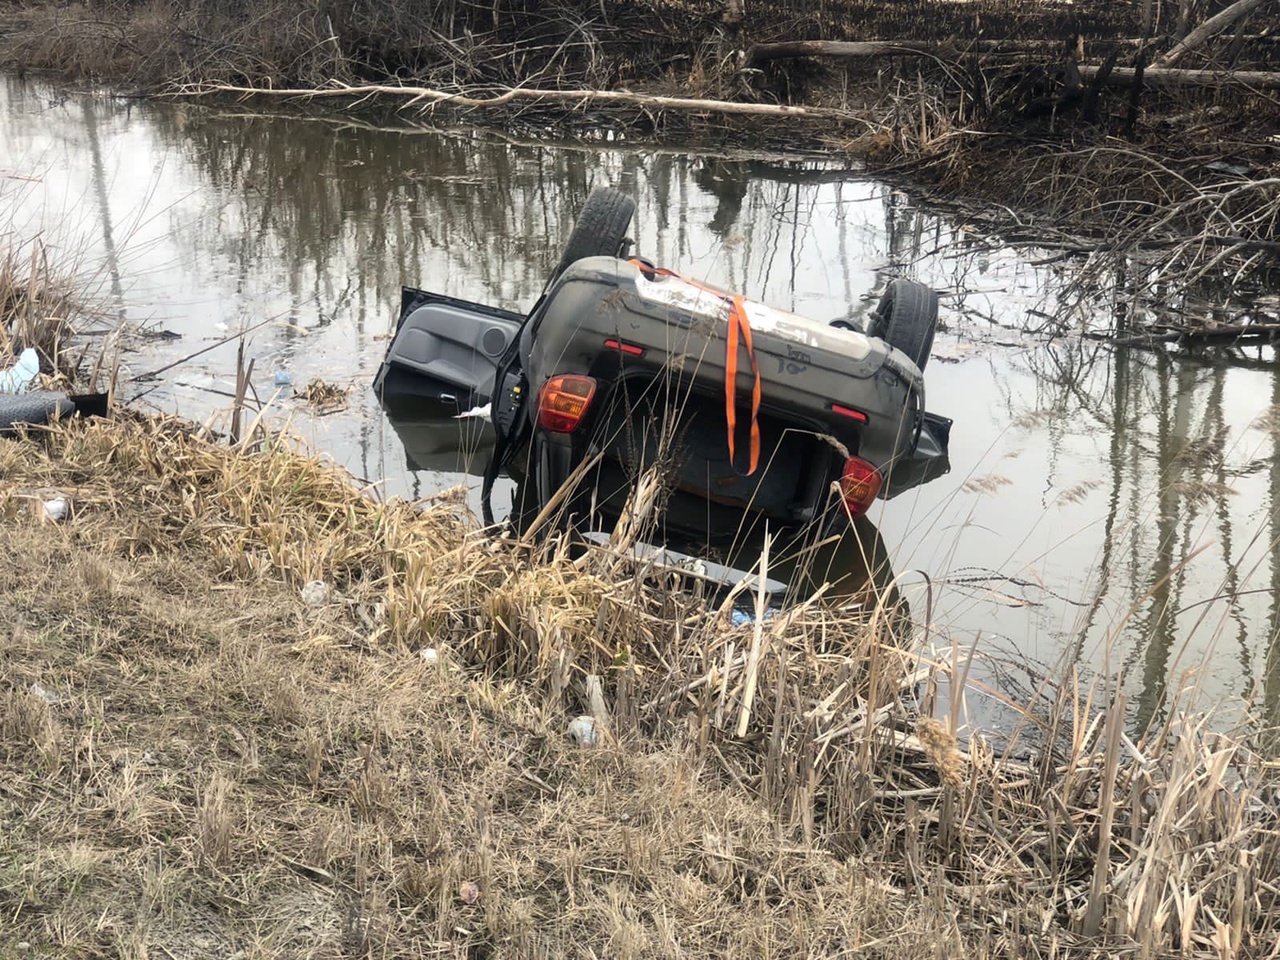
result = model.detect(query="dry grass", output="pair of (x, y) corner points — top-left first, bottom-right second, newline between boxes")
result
(0, 415), (919, 959)
(0, 240), (83, 383)
(297, 376), (351, 414)
(3, 412), (1280, 957)
(0, 0), (1131, 91)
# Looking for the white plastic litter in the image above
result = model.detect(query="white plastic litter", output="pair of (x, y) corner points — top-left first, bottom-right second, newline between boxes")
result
(0, 348), (39, 393)
(453, 402), (491, 421)
(42, 498), (69, 522)
(29, 682), (58, 705)
(274, 370), (293, 386)
(567, 716), (599, 748)
(731, 607), (779, 627)
(300, 580), (331, 608)
(418, 647), (439, 664)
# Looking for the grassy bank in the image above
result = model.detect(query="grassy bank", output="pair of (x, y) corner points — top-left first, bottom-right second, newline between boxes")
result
(3, 412), (1280, 957)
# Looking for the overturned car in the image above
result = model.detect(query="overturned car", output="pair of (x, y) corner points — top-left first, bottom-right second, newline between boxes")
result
(374, 187), (950, 550)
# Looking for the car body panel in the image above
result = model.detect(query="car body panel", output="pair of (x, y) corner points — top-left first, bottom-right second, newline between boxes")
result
(373, 288), (522, 412)
(374, 257), (950, 535)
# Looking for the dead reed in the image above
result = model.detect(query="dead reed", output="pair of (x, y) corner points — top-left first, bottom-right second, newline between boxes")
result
(831, 67), (1279, 338)
(0, 240), (81, 383)
(3, 413), (1280, 956)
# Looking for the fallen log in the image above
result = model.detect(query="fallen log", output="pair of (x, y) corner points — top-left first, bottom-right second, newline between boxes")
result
(1158, 0), (1277, 67)
(748, 40), (936, 64)
(171, 81), (870, 123)
(746, 38), (1139, 66)
(1090, 321), (1280, 346)
(1077, 63), (1280, 89)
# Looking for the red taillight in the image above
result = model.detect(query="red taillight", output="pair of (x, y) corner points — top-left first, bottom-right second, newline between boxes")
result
(603, 338), (645, 357)
(831, 403), (868, 424)
(537, 375), (597, 433)
(840, 457), (882, 517)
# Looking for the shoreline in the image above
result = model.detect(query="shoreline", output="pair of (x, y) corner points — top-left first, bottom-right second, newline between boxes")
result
(3, 0), (1274, 337)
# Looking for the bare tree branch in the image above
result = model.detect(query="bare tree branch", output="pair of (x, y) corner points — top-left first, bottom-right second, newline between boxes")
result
(1158, 0), (1276, 67)
(171, 81), (874, 123)
(1078, 63), (1280, 89)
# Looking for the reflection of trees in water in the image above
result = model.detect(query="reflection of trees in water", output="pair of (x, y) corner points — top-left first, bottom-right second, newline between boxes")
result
(136, 103), (991, 329)
(149, 108), (609, 313)
(1022, 342), (1277, 725)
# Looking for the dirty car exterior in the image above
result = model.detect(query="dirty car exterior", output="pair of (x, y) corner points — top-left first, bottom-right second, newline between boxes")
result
(374, 187), (950, 545)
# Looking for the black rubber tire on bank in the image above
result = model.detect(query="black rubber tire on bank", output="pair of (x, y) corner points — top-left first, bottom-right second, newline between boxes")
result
(0, 391), (76, 433)
(551, 186), (636, 282)
(867, 279), (939, 373)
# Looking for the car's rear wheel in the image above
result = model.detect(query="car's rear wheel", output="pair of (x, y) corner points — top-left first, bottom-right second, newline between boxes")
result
(550, 186), (636, 282)
(867, 278), (938, 373)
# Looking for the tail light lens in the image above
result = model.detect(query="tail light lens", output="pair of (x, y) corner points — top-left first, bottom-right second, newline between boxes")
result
(537, 375), (597, 433)
(840, 457), (882, 517)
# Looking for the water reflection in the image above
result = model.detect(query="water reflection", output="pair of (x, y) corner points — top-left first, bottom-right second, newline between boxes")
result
(904, 340), (1280, 727)
(5, 77), (1280, 725)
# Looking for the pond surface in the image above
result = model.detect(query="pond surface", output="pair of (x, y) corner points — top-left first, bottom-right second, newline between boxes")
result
(6, 77), (1280, 732)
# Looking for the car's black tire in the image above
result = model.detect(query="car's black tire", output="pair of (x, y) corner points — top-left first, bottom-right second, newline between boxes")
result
(551, 186), (636, 282)
(867, 279), (939, 373)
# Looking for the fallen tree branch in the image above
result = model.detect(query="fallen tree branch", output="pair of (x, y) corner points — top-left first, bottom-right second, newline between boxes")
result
(1165, 321), (1280, 342)
(746, 38), (1149, 65)
(1077, 63), (1280, 89)
(170, 81), (870, 123)
(1089, 321), (1280, 346)
(1158, 0), (1276, 67)
(748, 39), (938, 63)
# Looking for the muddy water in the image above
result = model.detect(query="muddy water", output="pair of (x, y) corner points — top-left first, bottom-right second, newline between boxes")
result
(6, 77), (1280, 730)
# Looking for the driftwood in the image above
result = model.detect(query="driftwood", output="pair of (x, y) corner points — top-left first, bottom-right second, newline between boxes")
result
(1077, 63), (1280, 89)
(1158, 0), (1277, 67)
(1087, 322), (1280, 347)
(174, 81), (866, 122)
(746, 38), (1141, 66)
(748, 40), (938, 64)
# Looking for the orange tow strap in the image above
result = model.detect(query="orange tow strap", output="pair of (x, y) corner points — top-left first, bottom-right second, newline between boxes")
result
(631, 262), (762, 475)
(724, 294), (761, 475)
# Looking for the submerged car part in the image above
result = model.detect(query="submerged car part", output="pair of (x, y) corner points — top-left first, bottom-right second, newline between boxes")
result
(372, 288), (522, 413)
